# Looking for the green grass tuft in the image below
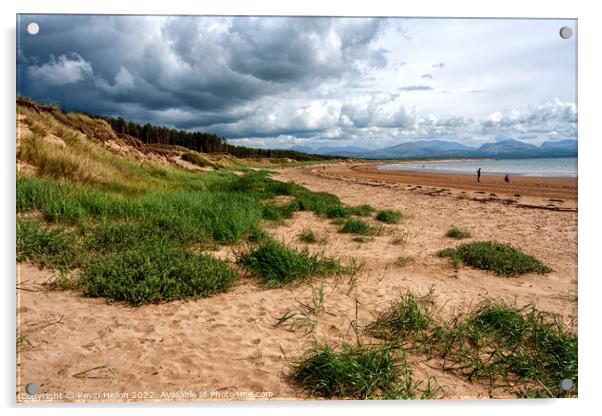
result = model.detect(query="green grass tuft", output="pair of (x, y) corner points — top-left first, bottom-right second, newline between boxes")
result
(261, 203), (296, 222)
(365, 290), (577, 397)
(376, 210), (402, 224)
(78, 244), (237, 305)
(340, 219), (374, 235)
(438, 241), (551, 276)
(298, 229), (320, 243)
(446, 226), (472, 239)
(350, 204), (375, 217)
(366, 291), (435, 341)
(440, 301), (577, 397)
(238, 239), (350, 287)
(290, 342), (403, 399)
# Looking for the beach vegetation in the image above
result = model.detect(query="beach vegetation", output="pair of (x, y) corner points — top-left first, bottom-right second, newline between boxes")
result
(16, 104), (372, 304)
(78, 243), (237, 305)
(298, 229), (324, 244)
(340, 219), (375, 235)
(238, 239), (353, 287)
(290, 342), (434, 399)
(375, 209), (402, 224)
(446, 226), (472, 239)
(438, 241), (551, 276)
(365, 290), (576, 397)
(181, 152), (212, 168)
(366, 290), (436, 342)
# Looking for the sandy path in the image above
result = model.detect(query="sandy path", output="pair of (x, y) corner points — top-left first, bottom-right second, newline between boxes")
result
(16, 164), (577, 402)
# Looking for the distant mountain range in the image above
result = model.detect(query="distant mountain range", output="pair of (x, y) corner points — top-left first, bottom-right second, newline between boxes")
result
(290, 139), (577, 159)
(290, 144), (371, 156)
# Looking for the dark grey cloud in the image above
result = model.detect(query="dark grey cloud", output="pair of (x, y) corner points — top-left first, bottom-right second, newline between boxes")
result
(18, 15), (389, 128)
(225, 17), (387, 82)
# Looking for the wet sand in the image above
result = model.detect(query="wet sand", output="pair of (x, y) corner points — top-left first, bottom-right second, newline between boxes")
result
(328, 163), (577, 204)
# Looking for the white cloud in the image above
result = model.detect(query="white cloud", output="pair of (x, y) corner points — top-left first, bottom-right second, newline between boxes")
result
(340, 93), (415, 128)
(95, 66), (135, 94)
(481, 99), (577, 141)
(28, 53), (92, 86)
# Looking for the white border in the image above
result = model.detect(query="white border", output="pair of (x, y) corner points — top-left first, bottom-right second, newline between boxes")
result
(3, 1), (601, 415)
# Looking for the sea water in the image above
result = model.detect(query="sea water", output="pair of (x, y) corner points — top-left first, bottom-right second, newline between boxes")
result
(377, 157), (577, 178)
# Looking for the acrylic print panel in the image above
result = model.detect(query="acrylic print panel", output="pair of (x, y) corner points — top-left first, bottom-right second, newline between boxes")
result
(16, 15), (577, 402)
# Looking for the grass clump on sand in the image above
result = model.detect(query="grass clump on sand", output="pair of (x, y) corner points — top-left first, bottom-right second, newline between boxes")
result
(365, 290), (577, 397)
(340, 219), (374, 235)
(78, 244), (237, 305)
(323, 204), (374, 219)
(366, 291), (435, 344)
(445, 226), (471, 239)
(298, 229), (317, 243)
(238, 239), (351, 287)
(298, 229), (325, 244)
(375, 209), (402, 224)
(438, 301), (577, 397)
(350, 204), (375, 217)
(290, 342), (425, 399)
(438, 241), (551, 276)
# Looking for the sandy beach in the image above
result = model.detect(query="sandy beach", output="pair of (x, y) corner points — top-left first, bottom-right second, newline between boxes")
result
(16, 162), (577, 401)
(330, 163), (577, 206)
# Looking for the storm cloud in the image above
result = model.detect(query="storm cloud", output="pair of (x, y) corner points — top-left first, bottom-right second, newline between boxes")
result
(17, 15), (577, 150)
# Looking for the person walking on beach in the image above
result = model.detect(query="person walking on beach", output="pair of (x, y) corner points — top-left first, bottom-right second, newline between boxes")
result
(476, 168), (481, 182)
(505, 174), (509, 183)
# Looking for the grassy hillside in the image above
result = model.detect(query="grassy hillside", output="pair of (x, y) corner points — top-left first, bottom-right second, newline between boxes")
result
(17, 96), (339, 163)
(16, 99), (366, 304)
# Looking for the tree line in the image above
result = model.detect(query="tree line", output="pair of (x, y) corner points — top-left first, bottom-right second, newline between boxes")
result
(103, 116), (335, 161)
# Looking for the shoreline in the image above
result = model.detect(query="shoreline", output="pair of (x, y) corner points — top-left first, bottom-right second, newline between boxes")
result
(314, 163), (577, 203)
(376, 166), (576, 179)
(375, 158), (576, 179)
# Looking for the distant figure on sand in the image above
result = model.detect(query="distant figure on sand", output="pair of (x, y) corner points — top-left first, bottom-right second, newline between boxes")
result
(505, 174), (509, 183)
(477, 168), (481, 182)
